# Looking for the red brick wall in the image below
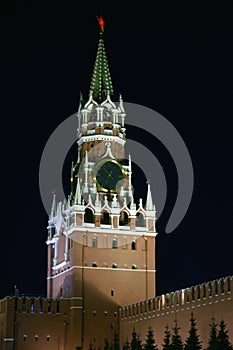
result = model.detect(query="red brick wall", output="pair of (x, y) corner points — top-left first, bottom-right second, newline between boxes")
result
(120, 276), (233, 350)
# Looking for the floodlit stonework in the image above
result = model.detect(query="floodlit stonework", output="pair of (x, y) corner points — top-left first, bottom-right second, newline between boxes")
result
(0, 19), (232, 350)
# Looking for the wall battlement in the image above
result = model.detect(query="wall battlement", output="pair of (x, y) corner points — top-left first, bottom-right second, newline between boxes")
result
(120, 275), (232, 320)
(120, 276), (233, 349)
(0, 296), (75, 316)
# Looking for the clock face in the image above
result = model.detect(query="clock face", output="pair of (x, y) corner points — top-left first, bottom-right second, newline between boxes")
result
(95, 160), (125, 192)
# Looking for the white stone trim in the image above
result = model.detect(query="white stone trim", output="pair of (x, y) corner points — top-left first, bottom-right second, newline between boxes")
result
(52, 260), (70, 271)
(77, 135), (125, 146)
(47, 265), (156, 279)
(67, 225), (157, 237)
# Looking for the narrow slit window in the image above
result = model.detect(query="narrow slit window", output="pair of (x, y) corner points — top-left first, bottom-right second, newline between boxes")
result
(92, 237), (97, 248)
(131, 240), (137, 250)
(112, 238), (117, 249)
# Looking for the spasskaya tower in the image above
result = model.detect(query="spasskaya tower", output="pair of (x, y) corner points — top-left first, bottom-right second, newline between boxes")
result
(46, 17), (157, 349)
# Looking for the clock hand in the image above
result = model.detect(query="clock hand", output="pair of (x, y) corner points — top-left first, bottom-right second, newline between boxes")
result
(103, 167), (110, 176)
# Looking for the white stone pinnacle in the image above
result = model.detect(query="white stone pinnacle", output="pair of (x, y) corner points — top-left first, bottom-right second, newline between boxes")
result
(51, 192), (56, 218)
(74, 178), (82, 205)
(146, 182), (154, 211)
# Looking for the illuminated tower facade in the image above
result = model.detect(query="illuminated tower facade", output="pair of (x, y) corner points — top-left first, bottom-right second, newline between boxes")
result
(46, 19), (157, 349)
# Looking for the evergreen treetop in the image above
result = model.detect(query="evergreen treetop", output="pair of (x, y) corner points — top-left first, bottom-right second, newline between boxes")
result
(217, 319), (233, 350)
(162, 325), (171, 350)
(144, 327), (158, 350)
(206, 318), (218, 350)
(123, 338), (130, 350)
(131, 328), (143, 350)
(184, 313), (202, 350)
(170, 319), (183, 350)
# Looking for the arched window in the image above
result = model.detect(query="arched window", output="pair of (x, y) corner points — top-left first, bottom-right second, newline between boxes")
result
(92, 237), (97, 248)
(119, 211), (129, 226)
(136, 212), (145, 227)
(92, 262), (97, 267)
(101, 210), (111, 225)
(112, 238), (117, 249)
(112, 263), (118, 268)
(131, 240), (137, 250)
(84, 208), (94, 223)
(132, 264), (137, 269)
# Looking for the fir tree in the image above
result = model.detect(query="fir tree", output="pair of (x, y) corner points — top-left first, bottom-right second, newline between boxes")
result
(217, 319), (233, 350)
(144, 327), (158, 350)
(137, 335), (143, 350)
(131, 328), (143, 350)
(170, 319), (183, 350)
(162, 325), (171, 350)
(113, 332), (119, 350)
(104, 337), (110, 350)
(206, 318), (218, 350)
(122, 338), (130, 350)
(184, 313), (202, 350)
(131, 329), (139, 350)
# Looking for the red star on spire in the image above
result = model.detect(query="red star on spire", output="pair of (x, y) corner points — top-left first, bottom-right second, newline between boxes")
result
(97, 16), (104, 32)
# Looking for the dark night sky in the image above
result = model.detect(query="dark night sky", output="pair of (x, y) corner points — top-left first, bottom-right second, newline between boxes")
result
(1, 1), (232, 299)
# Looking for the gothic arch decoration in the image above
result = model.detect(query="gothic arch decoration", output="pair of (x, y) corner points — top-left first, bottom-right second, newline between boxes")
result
(136, 209), (146, 227)
(84, 206), (95, 223)
(119, 209), (130, 226)
(100, 207), (111, 225)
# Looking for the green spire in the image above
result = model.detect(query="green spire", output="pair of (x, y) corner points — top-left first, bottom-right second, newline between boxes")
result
(89, 31), (114, 102)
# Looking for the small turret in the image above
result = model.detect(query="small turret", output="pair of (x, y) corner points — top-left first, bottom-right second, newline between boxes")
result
(50, 192), (56, 219)
(145, 181), (154, 211)
(74, 178), (82, 205)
